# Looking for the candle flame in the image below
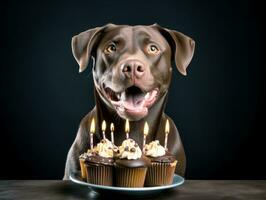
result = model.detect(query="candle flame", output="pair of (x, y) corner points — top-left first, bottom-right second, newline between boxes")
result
(110, 123), (114, 132)
(144, 122), (149, 136)
(90, 118), (95, 133)
(102, 120), (106, 132)
(125, 119), (130, 133)
(165, 119), (170, 134)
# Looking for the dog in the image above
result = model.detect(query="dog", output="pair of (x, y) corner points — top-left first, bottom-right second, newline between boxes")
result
(64, 23), (195, 180)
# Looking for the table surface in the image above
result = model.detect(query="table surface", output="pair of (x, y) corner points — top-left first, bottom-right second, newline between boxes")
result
(0, 180), (266, 200)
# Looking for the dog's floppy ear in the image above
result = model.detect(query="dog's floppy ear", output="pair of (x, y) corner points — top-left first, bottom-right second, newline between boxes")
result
(72, 24), (115, 73)
(152, 24), (195, 76)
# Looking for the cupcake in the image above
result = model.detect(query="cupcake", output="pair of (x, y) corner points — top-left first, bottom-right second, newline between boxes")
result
(144, 140), (177, 186)
(114, 138), (151, 187)
(85, 138), (116, 186)
(79, 152), (88, 180)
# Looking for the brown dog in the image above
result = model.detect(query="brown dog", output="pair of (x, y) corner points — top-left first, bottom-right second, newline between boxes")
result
(64, 23), (195, 180)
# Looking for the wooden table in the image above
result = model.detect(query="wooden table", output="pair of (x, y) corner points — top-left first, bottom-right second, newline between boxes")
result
(0, 180), (266, 200)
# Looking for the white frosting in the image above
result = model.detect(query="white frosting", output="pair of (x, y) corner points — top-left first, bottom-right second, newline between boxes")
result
(79, 152), (87, 160)
(144, 140), (166, 157)
(117, 138), (142, 160)
(86, 148), (94, 155)
(94, 139), (116, 158)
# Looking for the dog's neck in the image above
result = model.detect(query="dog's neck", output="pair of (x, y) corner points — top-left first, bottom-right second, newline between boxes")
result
(93, 88), (168, 146)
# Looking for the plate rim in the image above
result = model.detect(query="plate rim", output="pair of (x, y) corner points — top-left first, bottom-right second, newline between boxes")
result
(70, 172), (185, 191)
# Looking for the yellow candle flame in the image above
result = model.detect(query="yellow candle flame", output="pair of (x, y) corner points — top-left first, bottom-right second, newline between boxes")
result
(144, 122), (149, 136)
(102, 120), (106, 132)
(125, 119), (130, 133)
(90, 118), (95, 133)
(165, 119), (170, 134)
(110, 123), (114, 132)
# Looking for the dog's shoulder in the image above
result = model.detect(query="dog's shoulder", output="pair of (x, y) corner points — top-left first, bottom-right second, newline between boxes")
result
(161, 113), (180, 134)
(79, 107), (97, 129)
(160, 113), (183, 153)
(73, 107), (97, 145)
(161, 113), (186, 175)
(76, 107), (102, 144)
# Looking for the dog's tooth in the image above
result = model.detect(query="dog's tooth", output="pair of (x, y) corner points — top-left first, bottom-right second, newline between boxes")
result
(144, 92), (150, 100)
(121, 92), (126, 101)
(117, 93), (121, 100)
(119, 106), (125, 112)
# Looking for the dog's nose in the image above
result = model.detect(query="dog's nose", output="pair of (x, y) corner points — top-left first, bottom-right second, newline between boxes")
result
(122, 60), (145, 79)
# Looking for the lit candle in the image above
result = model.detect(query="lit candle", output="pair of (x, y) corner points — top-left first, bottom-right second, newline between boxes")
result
(143, 122), (149, 152)
(164, 119), (170, 150)
(90, 118), (95, 150)
(125, 119), (130, 139)
(110, 123), (114, 144)
(101, 120), (106, 140)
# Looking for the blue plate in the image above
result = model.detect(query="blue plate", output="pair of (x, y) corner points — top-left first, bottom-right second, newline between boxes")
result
(70, 172), (184, 195)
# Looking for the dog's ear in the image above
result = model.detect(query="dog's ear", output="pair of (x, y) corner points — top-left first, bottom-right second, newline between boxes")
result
(152, 24), (195, 76)
(71, 27), (102, 73)
(72, 24), (115, 73)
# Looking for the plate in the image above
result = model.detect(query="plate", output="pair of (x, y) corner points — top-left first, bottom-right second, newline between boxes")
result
(70, 172), (184, 195)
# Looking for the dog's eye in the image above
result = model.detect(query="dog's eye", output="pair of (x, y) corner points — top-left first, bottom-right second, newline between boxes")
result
(148, 44), (160, 54)
(105, 44), (116, 53)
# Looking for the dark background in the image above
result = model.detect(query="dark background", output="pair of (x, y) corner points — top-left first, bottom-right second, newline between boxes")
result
(0, 0), (265, 180)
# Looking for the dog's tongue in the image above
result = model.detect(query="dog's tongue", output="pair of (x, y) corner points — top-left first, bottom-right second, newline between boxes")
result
(120, 89), (158, 110)
(122, 92), (144, 110)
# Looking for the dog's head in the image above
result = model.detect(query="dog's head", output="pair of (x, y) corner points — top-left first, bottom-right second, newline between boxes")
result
(72, 24), (195, 121)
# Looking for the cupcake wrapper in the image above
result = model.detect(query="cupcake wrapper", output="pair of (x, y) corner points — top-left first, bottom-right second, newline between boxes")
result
(86, 164), (113, 186)
(115, 167), (147, 187)
(145, 161), (177, 186)
(79, 159), (87, 180)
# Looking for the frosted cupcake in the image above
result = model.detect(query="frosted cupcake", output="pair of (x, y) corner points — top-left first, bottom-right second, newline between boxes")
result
(85, 138), (116, 186)
(144, 140), (177, 186)
(114, 138), (151, 187)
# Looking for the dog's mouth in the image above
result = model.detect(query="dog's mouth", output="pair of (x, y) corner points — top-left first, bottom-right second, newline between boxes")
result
(104, 85), (158, 119)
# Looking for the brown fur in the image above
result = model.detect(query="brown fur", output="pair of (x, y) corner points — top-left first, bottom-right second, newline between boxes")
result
(64, 24), (195, 180)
